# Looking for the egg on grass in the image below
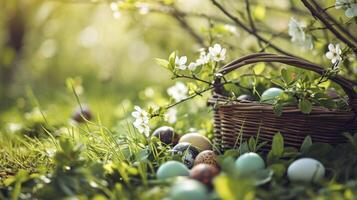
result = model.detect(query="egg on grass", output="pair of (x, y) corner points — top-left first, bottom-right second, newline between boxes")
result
(235, 152), (265, 175)
(287, 158), (325, 183)
(72, 105), (92, 123)
(194, 150), (218, 167)
(260, 87), (284, 104)
(169, 179), (210, 200)
(171, 142), (200, 169)
(190, 164), (220, 186)
(156, 161), (190, 180)
(179, 133), (212, 151)
(152, 126), (180, 146)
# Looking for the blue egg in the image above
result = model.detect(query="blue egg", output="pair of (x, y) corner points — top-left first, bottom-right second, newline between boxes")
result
(156, 161), (189, 180)
(235, 152), (265, 174)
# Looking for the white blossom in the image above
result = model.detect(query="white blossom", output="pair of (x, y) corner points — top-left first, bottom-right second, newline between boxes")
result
(224, 24), (237, 34)
(208, 44), (226, 62)
(167, 82), (188, 102)
(345, 4), (357, 18)
(288, 17), (313, 49)
(7, 123), (22, 133)
(336, 0), (357, 18)
(175, 56), (187, 70)
(188, 62), (198, 71)
(164, 108), (177, 124)
(131, 106), (150, 136)
(137, 3), (150, 15)
(325, 43), (342, 64)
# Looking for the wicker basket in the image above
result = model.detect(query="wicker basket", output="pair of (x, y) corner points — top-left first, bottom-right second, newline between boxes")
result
(208, 53), (357, 151)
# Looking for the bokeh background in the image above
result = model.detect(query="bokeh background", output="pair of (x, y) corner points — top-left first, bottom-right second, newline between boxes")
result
(1, 0), (355, 127)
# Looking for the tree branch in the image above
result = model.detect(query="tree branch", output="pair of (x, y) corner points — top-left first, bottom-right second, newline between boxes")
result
(211, 0), (297, 58)
(245, 0), (263, 49)
(301, 0), (357, 53)
(170, 9), (206, 47)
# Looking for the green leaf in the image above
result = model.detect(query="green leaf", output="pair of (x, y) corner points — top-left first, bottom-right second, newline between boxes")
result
(271, 132), (284, 157)
(155, 58), (169, 69)
(281, 68), (290, 84)
(253, 63), (265, 75)
(273, 103), (283, 116)
(168, 51), (176, 71)
(300, 135), (312, 153)
(299, 99), (312, 114)
(268, 163), (286, 179)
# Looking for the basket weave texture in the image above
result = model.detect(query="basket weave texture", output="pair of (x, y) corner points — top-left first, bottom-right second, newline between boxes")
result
(208, 53), (357, 151)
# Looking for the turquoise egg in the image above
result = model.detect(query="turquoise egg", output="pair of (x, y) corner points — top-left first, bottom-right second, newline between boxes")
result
(156, 161), (190, 179)
(287, 158), (325, 183)
(170, 179), (209, 200)
(260, 87), (284, 104)
(235, 152), (265, 174)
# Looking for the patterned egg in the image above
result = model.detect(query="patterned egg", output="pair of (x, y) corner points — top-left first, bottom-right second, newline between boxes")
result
(287, 158), (325, 183)
(72, 105), (92, 123)
(171, 142), (200, 169)
(235, 152), (265, 174)
(194, 150), (218, 166)
(170, 179), (209, 200)
(190, 164), (220, 186)
(152, 126), (180, 145)
(179, 133), (212, 151)
(156, 161), (190, 180)
(260, 87), (284, 104)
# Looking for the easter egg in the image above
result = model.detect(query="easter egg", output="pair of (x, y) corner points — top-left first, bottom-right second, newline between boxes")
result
(260, 87), (284, 104)
(235, 152), (265, 174)
(156, 161), (189, 180)
(170, 179), (209, 200)
(72, 105), (92, 123)
(179, 133), (212, 151)
(237, 94), (255, 101)
(152, 126), (180, 145)
(190, 164), (220, 186)
(171, 142), (200, 169)
(194, 150), (218, 166)
(287, 158), (325, 183)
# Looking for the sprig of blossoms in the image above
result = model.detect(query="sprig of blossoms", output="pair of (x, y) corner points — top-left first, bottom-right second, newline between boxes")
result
(167, 82), (188, 102)
(131, 106), (150, 136)
(325, 43), (342, 64)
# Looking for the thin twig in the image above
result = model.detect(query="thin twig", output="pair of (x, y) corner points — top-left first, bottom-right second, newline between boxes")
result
(165, 86), (214, 109)
(173, 74), (212, 85)
(170, 8), (206, 47)
(245, 0), (263, 48)
(211, 0), (297, 58)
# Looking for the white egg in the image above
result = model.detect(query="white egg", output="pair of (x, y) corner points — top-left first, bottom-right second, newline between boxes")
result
(287, 158), (325, 183)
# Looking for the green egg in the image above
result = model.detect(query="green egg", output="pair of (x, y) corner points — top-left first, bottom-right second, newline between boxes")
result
(260, 87), (284, 104)
(170, 179), (209, 200)
(156, 161), (190, 180)
(235, 152), (265, 174)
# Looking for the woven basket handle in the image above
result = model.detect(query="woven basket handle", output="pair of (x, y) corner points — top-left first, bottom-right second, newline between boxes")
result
(217, 53), (357, 101)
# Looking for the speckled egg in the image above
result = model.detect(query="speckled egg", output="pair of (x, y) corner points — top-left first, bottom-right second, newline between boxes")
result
(260, 87), (284, 104)
(235, 152), (265, 174)
(72, 105), (92, 123)
(287, 158), (325, 183)
(171, 142), (200, 169)
(156, 161), (189, 180)
(152, 126), (180, 145)
(190, 164), (220, 186)
(179, 133), (212, 151)
(170, 179), (209, 200)
(194, 150), (218, 166)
